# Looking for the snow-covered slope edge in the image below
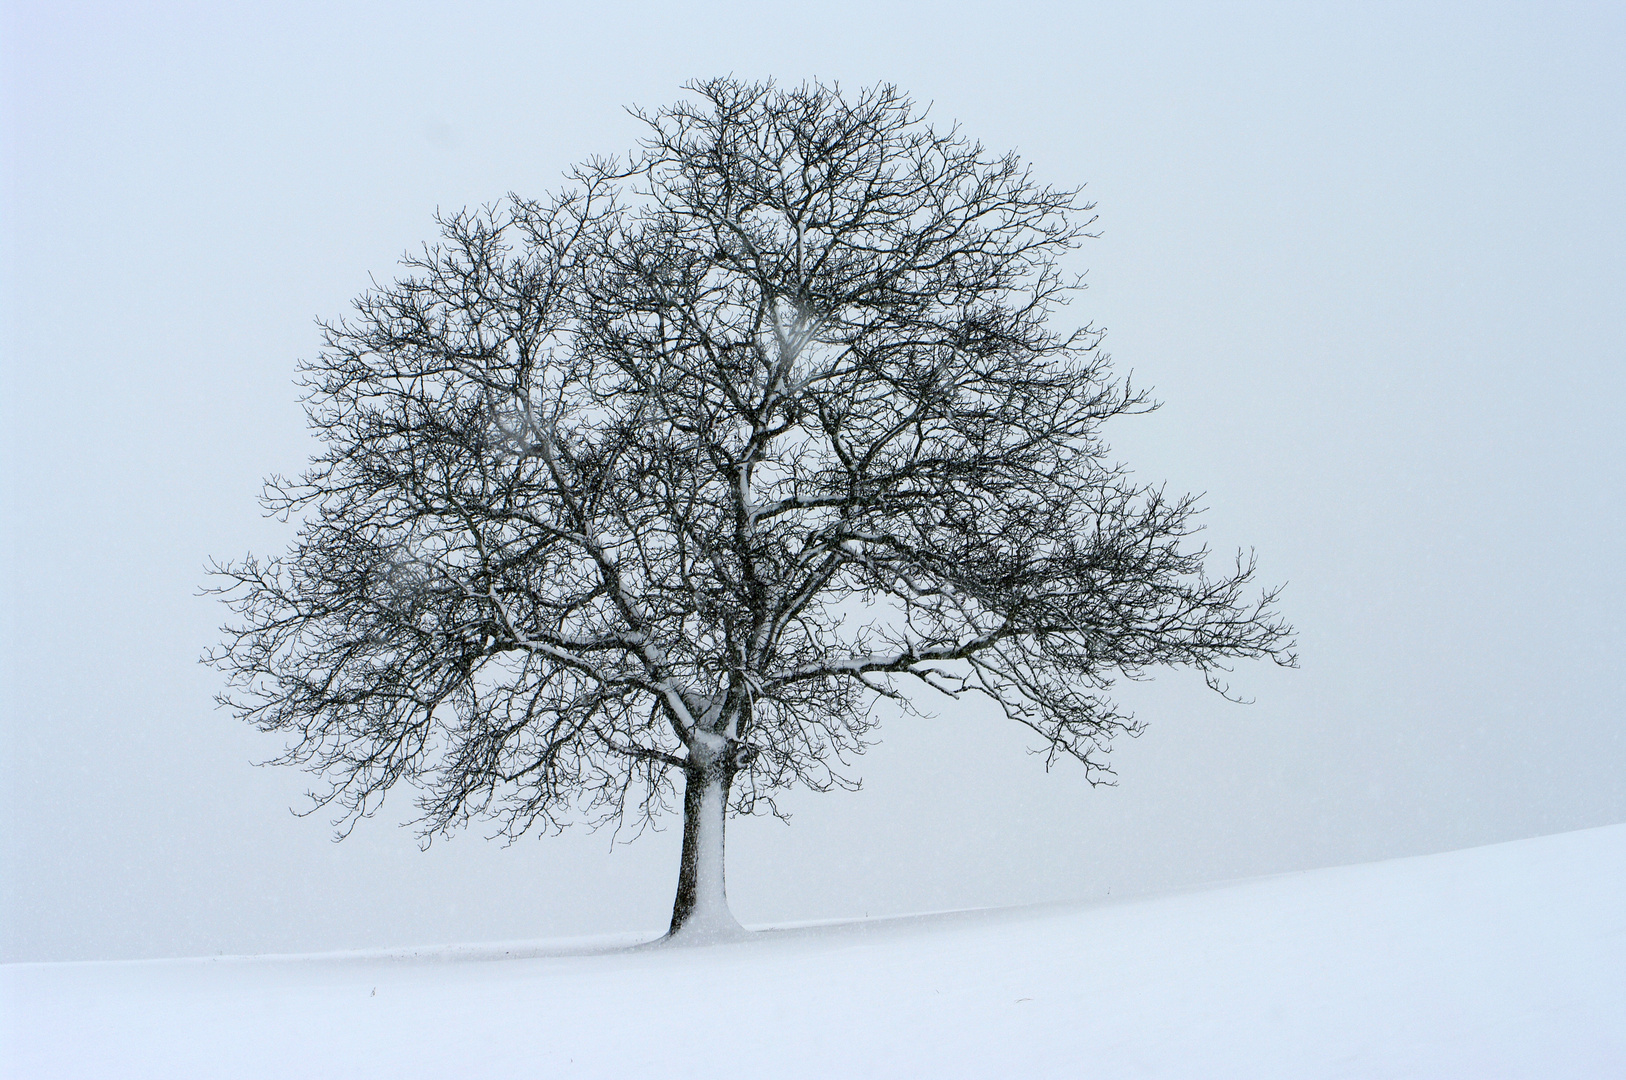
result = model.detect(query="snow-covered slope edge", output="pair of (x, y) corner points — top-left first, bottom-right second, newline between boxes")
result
(5, 824), (1623, 1079)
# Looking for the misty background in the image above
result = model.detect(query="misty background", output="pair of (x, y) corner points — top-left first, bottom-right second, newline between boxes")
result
(2, 1), (1621, 963)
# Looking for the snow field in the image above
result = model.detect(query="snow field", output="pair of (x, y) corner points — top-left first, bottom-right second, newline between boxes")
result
(4, 823), (1623, 1078)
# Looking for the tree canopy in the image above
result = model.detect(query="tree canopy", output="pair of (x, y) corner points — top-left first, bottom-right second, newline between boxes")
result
(208, 78), (1295, 937)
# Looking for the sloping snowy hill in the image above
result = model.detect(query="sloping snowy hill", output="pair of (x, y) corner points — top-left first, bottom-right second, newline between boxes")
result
(5, 824), (1623, 1079)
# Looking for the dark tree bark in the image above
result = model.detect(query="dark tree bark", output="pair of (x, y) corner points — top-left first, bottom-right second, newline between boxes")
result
(669, 758), (737, 937)
(206, 78), (1296, 940)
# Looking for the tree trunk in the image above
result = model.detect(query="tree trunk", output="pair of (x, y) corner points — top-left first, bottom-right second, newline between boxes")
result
(667, 758), (745, 940)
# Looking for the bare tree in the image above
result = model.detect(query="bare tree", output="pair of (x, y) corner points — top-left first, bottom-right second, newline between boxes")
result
(207, 78), (1295, 940)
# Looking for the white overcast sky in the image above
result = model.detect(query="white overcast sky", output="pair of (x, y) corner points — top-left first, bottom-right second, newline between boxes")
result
(3, 1), (1623, 962)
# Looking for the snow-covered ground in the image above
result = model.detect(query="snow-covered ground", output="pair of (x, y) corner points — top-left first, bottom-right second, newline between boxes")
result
(5, 824), (1622, 1079)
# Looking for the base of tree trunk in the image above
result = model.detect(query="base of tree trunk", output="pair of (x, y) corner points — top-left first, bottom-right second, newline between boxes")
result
(663, 915), (751, 945)
(666, 761), (747, 942)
